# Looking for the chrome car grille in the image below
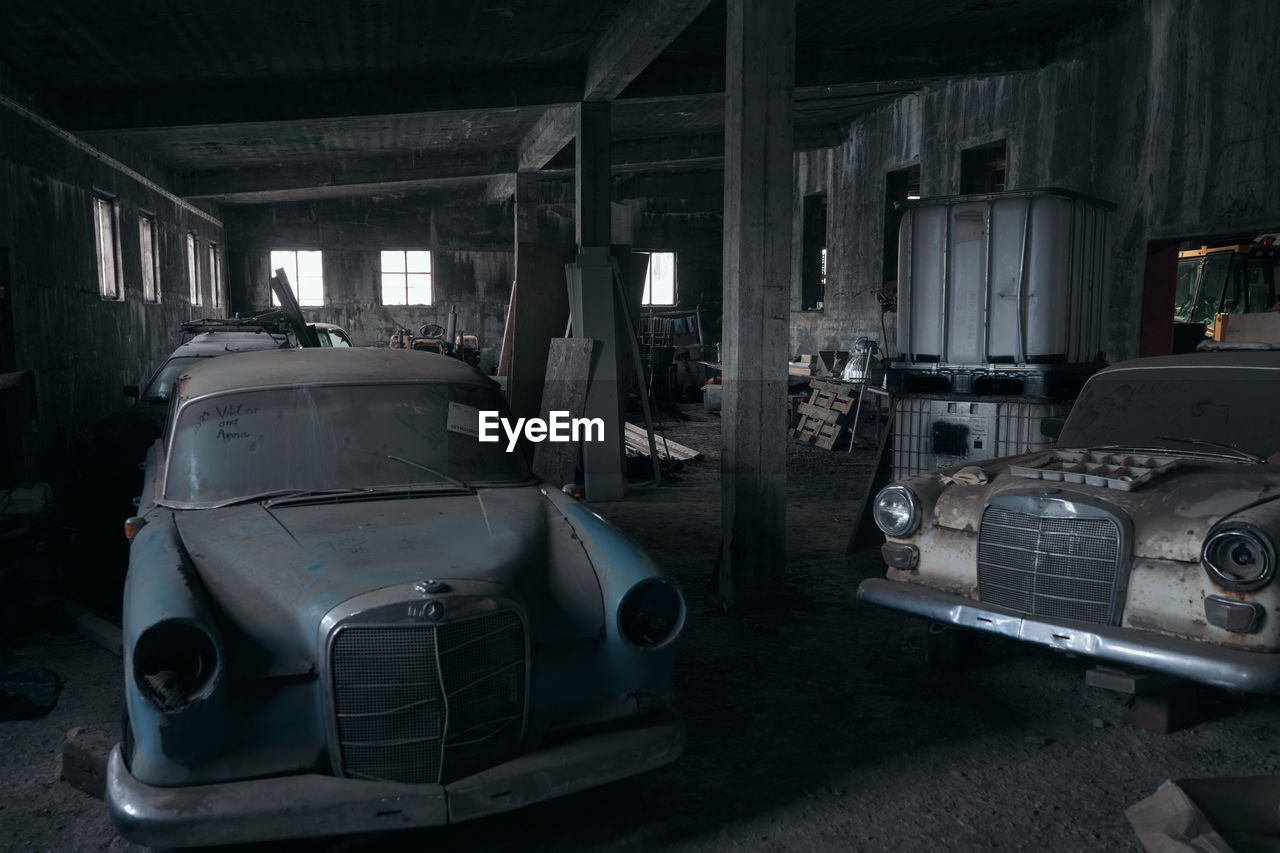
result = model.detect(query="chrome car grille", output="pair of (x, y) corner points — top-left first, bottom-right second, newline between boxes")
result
(329, 609), (526, 785)
(977, 504), (1122, 624)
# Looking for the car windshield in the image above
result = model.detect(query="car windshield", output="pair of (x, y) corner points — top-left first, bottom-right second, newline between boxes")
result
(141, 356), (206, 402)
(164, 381), (532, 504)
(1059, 372), (1280, 459)
(317, 328), (351, 347)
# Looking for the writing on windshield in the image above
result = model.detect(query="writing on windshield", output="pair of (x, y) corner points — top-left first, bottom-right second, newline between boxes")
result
(165, 382), (530, 504)
(1059, 375), (1280, 460)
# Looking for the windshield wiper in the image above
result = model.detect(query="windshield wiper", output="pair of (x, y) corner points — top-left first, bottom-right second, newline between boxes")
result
(263, 483), (472, 508)
(1157, 435), (1267, 464)
(159, 487), (349, 509)
(341, 448), (471, 490)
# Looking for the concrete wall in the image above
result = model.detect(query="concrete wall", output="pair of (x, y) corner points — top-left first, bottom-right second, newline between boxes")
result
(225, 168), (727, 371)
(614, 169), (725, 343)
(224, 190), (516, 372)
(792, 0), (1280, 363)
(0, 96), (224, 472)
(790, 97), (919, 357)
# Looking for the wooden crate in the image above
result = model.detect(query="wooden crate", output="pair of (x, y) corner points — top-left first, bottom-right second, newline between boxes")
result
(789, 379), (861, 450)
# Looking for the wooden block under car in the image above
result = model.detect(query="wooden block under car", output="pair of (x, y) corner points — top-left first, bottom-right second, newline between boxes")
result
(1124, 682), (1201, 734)
(57, 726), (114, 799)
(1086, 665), (1178, 695)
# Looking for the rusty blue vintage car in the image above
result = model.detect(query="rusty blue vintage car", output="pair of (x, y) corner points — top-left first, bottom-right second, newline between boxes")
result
(106, 348), (685, 847)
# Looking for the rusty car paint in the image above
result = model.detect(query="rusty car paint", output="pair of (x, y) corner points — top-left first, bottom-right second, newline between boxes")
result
(1123, 556), (1280, 651)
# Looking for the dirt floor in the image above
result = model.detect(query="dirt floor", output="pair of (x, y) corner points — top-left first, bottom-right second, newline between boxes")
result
(3, 407), (1280, 852)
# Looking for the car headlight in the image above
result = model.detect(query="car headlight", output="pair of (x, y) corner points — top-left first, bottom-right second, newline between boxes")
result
(874, 485), (920, 537)
(1202, 526), (1276, 592)
(618, 579), (685, 649)
(132, 619), (220, 712)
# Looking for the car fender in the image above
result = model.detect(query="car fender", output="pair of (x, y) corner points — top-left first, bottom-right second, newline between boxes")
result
(535, 487), (684, 716)
(123, 511), (231, 782)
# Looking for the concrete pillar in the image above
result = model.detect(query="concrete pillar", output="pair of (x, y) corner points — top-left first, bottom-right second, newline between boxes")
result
(572, 101), (625, 501)
(718, 0), (794, 605)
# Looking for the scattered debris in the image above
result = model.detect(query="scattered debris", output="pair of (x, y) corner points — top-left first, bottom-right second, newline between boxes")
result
(58, 601), (121, 657)
(56, 727), (114, 799)
(1126, 777), (1280, 853)
(624, 423), (702, 462)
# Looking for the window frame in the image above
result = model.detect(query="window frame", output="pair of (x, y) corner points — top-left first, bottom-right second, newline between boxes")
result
(187, 232), (202, 307)
(209, 243), (221, 309)
(139, 212), (160, 303)
(270, 250), (325, 308)
(380, 249), (434, 306)
(641, 251), (677, 307)
(94, 195), (123, 301)
(801, 193), (828, 311)
(960, 140), (1008, 194)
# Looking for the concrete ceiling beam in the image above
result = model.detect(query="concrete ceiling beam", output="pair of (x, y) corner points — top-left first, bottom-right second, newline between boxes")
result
(516, 0), (715, 175)
(517, 105), (579, 172)
(584, 0), (716, 102)
(59, 68), (583, 133)
(177, 150), (517, 199)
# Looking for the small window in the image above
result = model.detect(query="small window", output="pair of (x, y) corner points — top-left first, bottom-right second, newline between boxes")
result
(801, 194), (827, 311)
(271, 250), (324, 307)
(209, 243), (221, 309)
(94, 196), (122, 300)
(960, 141), (1007, 194)
(139, 214), (160, 303)
(380, 250), (433, 306)
(187, 233), (201, 307)
(641, 252), (677, 306)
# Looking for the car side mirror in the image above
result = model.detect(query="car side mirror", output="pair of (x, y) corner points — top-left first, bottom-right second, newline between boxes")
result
(1040, 417), (1065, 439)
(123, 385), (140, 399)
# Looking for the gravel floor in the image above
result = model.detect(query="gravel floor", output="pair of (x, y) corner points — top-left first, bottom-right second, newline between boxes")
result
(2, 408), (1278, 852)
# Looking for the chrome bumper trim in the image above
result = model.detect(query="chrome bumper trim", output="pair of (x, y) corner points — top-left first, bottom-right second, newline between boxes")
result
(107, 720), (685, 847)
(856, 578), (1280, 694)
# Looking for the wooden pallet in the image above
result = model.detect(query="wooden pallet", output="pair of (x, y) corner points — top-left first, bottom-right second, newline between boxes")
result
(789, 379), (860, 450)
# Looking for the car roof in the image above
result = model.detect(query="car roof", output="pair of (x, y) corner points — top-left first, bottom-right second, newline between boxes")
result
(1095, 349), (1280, 377)
(171, 330), (293, 358)
(175, 347), (494, 399)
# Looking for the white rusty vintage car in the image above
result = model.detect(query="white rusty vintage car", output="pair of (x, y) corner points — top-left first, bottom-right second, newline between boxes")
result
(858, 350), (1280, 692)
(107, 348), (685, 847)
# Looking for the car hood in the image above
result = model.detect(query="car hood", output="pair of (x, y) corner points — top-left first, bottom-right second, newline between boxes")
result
(929, 453), (1280, 562)
(174, 487), (603, 678)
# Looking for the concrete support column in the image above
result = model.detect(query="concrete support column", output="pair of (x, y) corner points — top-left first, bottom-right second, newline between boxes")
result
(718, 0), (794, 605)
(513, 172), (538, 244)
(572, 101), (625, 501)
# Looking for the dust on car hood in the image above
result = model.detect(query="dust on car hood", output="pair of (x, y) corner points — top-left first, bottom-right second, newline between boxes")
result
(174, 486), (602, 678)
(929, 454), (1280, 562)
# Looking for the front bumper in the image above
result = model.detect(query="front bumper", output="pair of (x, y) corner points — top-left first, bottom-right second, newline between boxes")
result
(857, 578), (1280, 694)
(107, 719), (685, 848)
